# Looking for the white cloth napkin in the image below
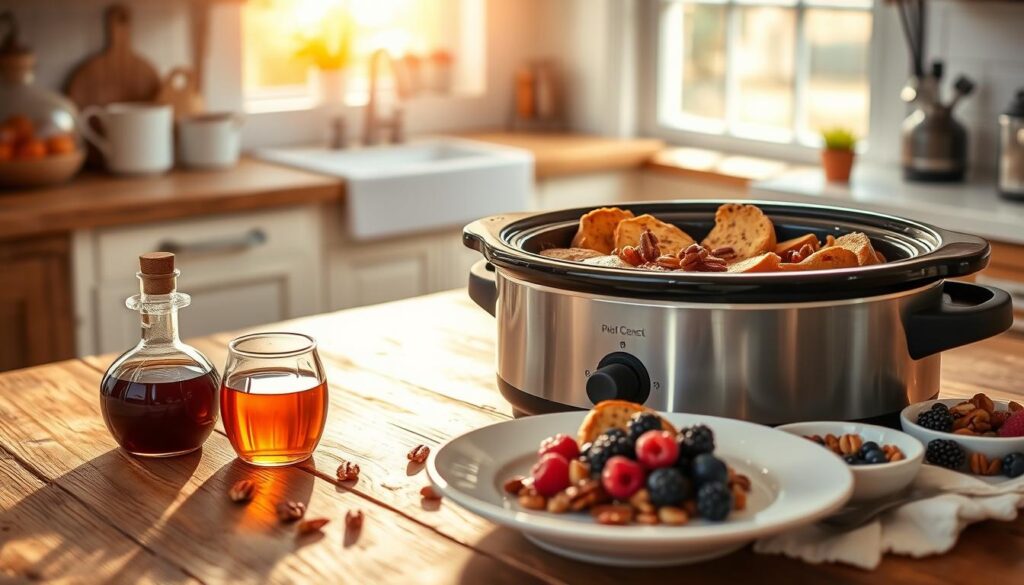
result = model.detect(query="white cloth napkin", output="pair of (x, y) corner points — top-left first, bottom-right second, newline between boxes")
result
(753, 465), (1024, 570)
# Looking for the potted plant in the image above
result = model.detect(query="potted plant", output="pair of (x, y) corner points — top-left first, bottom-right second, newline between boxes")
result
(821, 127), (857, 183)
(295, 8), (354, 105)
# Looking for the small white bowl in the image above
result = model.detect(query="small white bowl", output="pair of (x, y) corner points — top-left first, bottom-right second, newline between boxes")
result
(777, 421), (924, 502)
(901, 399), (1024, 462)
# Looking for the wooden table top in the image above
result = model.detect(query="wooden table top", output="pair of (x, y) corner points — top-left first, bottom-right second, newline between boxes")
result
(1, 290), (1023, 584)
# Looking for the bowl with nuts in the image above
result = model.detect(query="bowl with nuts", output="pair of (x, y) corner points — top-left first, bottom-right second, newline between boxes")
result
(777, 421), (924, 502)
(900, 394), (1024, 472)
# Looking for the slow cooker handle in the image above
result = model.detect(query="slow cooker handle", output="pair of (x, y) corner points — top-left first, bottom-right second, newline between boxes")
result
(469, 260), (497, 317)
(904, 281), (1013, 360)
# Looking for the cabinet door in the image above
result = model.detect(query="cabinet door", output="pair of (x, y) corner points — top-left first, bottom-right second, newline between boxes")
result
(434, 231), (484, 292)
(0, 236), (75, 371)
(328, 237), (434, 310)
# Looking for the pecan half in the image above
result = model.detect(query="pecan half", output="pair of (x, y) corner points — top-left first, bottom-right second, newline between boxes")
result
(407, 444), (430, 464)
(823, 434), (841, 455)
(638, 230), (661, 263)
(569, 460), (590, 485)
(546, 491), (571, 513)
(228, 479), (256, 504)
(655, 254), (682, 270)
(503, 476), (526, 495)
(728, 470), (752, 493)
(618, 245), (644, 266)
(518, 488), (546, 510)
(628, 488), (654, 514)
(276, 501), (306, 522)
(679, 244), (728, 272)
(635, 512), (660, 525)
(420, 486), (442, 500)
(296, 517), (330, 536)
(839, 434), (863, 457)
(711, 246), (736, 260)
(732, 485), (748, 511)
(592, 504), (633, 525)
(969, 393), (995, 414)
(566, 479), (607, 511)
(969, 452), (1002, 476)
(345, 509), (364, 530)
(950, 402), (976, 418)
(336, 460), (361, 482)
(657, 506), (689, 526)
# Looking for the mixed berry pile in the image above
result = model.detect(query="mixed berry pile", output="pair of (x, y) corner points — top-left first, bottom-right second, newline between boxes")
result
(915, 397), (1024, 478)
(506, 413), (751, 526)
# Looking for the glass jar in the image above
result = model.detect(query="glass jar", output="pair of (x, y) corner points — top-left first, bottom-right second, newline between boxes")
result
(100, 252), (220, 457)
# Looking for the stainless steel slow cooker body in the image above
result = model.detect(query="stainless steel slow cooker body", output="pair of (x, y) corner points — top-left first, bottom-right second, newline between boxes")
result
(464, 200), (1014, 425)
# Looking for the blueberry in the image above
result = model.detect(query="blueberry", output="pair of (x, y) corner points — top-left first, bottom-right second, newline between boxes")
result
(1003, 452), (1024, 479)
(696, 481), (733, 521)
(844, 455), (862, 465)
(863, 449), (888, 465)
(859, 441), (880, 457)
(691, 453), (728, 486)
(647, 467), (689, 507)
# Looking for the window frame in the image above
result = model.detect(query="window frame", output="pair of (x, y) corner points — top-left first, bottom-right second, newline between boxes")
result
(641, 0), (886, 164)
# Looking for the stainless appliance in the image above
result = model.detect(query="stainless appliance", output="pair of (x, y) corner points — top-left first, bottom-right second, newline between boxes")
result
(463, 201), (1013, 425)
(998, 90), (1024, 200)
(901, 63), (974, 183)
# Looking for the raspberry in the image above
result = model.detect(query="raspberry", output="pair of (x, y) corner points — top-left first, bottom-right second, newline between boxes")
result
(601, 456), (645, 500)
(627, 412), (664, 441)
(925, 439), (965, 470)
(531, 453), (570, 496)
(916, 408), (953, 433)
(647, 467), (689, 507)
(635, 430), (679, 470)
(538, 434), (580, 461)
(696, 481), (732, 521)
(998, 410), (1024, 438)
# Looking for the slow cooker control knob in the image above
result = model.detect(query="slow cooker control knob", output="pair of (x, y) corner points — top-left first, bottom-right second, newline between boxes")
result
(586, 353), (650, 405)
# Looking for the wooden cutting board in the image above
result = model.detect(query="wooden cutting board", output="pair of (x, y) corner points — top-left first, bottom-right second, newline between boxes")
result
(65, 4), (160, 107)
(155, 67), (204, 120)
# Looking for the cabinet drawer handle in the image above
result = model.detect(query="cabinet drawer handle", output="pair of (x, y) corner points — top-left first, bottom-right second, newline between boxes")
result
(158, 228), (268, 256)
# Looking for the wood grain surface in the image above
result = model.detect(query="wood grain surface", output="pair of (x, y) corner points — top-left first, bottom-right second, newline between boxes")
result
(3, 291), (1024, 583)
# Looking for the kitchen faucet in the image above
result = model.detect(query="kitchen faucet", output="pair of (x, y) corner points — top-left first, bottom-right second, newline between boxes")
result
(362, 49), (408, 146)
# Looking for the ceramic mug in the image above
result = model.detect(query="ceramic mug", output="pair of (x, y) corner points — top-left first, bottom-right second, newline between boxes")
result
(80, 103), (173, 175)
(177, 112), (244, 169)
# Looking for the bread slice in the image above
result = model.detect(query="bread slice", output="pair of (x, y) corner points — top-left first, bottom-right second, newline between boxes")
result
(539, 247), (605, 262)
(571, 207), (635, 254)
(834, 232), (881, 266)
(780, 247), (859, 271)
(727, 252), (783, 273)
(613, 214), (696, 256)
(577, 400), (676, 445)
(775, 233), (820, 256)
(701, 204), (777, 261)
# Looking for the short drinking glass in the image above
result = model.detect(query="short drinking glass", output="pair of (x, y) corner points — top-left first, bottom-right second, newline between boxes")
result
(221, 332), (328, 466)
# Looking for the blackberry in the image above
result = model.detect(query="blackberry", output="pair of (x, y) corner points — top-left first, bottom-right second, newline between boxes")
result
(696, 481), (733, 521)
(585, 431), (634, 476)
(627, 412), (663, 441)
(1003, 452), (1024, 479)
(925, 439), (965, 470)
(647, 468), (689, 507)
(931, 402), (949, 413)
(691, 453), (728, 487)
(916, 408), (953, 433)
(678, 425), (715, 458)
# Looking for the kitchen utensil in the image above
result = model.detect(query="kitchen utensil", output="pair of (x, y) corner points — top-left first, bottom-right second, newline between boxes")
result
(156, 67), (204, 121)
(427, 411), (853, 567)
(463, 201), (1013, 423)
(177, 112), (243, 170)
(80, 103), (172, 175)
(998, 89), (1024, 201)
(901, 61), (973, 183)
(777, 421), (924, 502)
(65, 4), (159, 108)
(900, 399), (1024, 462)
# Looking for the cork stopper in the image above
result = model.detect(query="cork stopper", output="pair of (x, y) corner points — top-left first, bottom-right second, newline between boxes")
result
(138, 252), (176, 294)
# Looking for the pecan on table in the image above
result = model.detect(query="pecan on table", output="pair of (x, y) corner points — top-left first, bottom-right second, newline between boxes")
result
(407, 444), (430, 464)
(678, 244), (728, 272)
(228, 479), (256, 504)
(276, 500), (306, 522)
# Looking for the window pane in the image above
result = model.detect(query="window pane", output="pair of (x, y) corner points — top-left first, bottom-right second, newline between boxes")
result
(805, 8), (872, 138)
(735, 6), (796, 131)
(680, 3), (727, 120)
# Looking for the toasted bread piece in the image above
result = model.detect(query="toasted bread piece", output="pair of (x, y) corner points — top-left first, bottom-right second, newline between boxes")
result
(577, 400), (676, 445)
(727, 252), (783, 273)
(539, 247), (605, 262)
(571, 207), (635, 254)
(613, 214), (696, 256)
(775, 233), (820, 256)
(780, 246), (859, 271)
(701, 204), (777, 261)
(834, 232), (881, 266)
(875, 250), (887, 263)
(581, 255), (632, 269)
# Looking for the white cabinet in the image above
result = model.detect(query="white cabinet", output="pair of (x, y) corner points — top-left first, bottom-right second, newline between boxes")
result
(73, 205), (324, 356)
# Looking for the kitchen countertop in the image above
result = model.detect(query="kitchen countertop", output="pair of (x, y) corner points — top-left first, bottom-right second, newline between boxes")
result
(1, 290), (1022, 583)
(751, 164), (1024, 245)
(0, 157), (343, 241)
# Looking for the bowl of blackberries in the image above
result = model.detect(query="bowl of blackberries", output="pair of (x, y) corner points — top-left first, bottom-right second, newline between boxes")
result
(900, 394), (1024, 480)
(777, 421), (924, 502)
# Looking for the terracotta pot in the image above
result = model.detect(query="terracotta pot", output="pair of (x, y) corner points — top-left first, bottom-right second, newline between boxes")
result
(822, 149), (855, 183)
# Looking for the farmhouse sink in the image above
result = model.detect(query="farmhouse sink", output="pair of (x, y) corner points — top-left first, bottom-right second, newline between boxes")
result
(254, 138), (533, 241)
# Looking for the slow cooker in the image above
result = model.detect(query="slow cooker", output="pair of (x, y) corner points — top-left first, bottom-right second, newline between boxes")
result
(463, 200), (1014, 425)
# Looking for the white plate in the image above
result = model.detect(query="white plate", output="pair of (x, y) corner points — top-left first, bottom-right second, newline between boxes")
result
(427, 412), (853, 567)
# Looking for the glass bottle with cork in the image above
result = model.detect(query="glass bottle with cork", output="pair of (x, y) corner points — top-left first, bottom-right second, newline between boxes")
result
(100, 252), (220, 457)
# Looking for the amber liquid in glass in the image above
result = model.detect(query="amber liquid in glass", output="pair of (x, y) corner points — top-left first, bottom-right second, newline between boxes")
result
(100, 361), (219, 456)
(220, 370), (328, 466)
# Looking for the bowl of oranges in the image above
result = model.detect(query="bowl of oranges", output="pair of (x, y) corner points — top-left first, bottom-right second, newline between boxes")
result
(0, 114), (85, 189)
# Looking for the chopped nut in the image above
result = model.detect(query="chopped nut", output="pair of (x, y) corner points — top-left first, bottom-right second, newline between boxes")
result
(970, 393), (996, 414)
(969, 452), (1002, 476)
(276, 501), (306, 523)
(546, 491), (571, 513)
(407, 444), (430, 464)
(566, 479), (607, 511)
(592, 504), (633, 525)
(345, 509), (364, 530)
(628, 488), (654, 514)
(732, 485), (747, 511)
(503, 476), (526, 495)
(420, 486), (442, 500)
(228, 479), (256, 504)
(336, 460), (361, 482)
(728, 469), (752, 493)
(518, 489), (546, 510)
(635, 512), (660, 525)
(824, 434), (841, 454)
(296, 517), (330, 536)
(954, 428), (977, 436)
(657, 506), (689, 526)
(950, 402), (976, 417)
(838, 434), (863, 456)
(568, 460), (590, 485)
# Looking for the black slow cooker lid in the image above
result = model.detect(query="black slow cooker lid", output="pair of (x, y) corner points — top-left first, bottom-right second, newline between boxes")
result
(463, 200), (990, 302)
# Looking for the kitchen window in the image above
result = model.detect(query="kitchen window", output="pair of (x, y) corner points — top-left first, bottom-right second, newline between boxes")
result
(656, 0), (873, 150)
